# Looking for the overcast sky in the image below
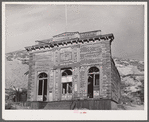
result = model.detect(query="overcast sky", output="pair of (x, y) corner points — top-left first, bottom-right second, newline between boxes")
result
(5, 3), (144, 60)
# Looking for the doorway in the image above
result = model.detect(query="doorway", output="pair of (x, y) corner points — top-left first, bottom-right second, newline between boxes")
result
(87, 66), (100, 98)
(37, 72), (48, 101)
(61, 68), (72, 100)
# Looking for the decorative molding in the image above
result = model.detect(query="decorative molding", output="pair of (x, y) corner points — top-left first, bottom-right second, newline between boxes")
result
(25, 33), (114, 52)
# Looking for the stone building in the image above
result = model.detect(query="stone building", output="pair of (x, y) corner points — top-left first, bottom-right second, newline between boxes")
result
(25, 30), (121, 110)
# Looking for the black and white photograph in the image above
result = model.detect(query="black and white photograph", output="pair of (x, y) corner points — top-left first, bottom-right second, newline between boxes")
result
(2, 2), (147, 120)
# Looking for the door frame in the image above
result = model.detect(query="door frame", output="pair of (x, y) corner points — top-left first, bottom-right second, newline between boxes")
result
(37, 72), (48, 101)
(87, 66), (100, 98)
(61, 68), (73, 100)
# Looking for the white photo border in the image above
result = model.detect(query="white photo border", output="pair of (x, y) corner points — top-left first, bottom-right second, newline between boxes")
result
(2, 1), (148, 120)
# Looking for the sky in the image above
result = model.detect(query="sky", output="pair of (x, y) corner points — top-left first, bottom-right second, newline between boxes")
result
(5, 3), (144, 61)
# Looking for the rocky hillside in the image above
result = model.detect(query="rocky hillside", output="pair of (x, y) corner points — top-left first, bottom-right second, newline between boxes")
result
(113, 57), (144, 104)
(5, 50), (29, 89)
(5, 50), (144, 105)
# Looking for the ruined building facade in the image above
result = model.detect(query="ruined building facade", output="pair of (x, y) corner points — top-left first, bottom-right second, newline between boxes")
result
(25, 30), (121, 109)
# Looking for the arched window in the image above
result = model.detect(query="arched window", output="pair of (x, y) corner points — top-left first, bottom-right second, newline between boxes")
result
(89, 66), (99, 73)
(88, 66), (100, 98)
(62, 69), (72, 76)
(88, 66), (100, 86)
(61, 68), (72, 94)
(38, 72), (48, 101)
(38, 72), (47, 78)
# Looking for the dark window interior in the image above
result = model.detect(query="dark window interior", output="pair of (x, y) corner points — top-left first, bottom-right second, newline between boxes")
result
(38, 80), (43, 95)
(62, 69), (72, 76)
(39, 72), (47, 78)
(88, 66), (100, 98)
(62, 82), (72, 94)
(62, 83), (67, 94)
(38, 73), (48, 97)
(89, 66), (99, 73)
(44, 79), (47, 95)
(95, 74), (99, 86)
(68, 82), (72, 93)
(88, 74), (93, 98)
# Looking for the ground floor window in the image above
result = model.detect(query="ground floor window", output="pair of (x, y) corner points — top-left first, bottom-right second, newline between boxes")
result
(61, 68), (72, 94)
(95, 74), (99, 86)
(37, 72), (48, 101)
(38, 80), (43, 95)
(88, 66), (100, 98)
(62, 82), (72, 94)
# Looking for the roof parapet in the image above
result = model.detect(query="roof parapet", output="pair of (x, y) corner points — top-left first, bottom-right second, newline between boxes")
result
(25, 30), (114, 52)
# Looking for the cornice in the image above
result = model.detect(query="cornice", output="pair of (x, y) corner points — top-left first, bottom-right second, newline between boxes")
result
(25, 33), (114, 52)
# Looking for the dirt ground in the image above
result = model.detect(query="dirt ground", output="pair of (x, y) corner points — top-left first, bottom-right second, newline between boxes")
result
(118, 104), (144, 110)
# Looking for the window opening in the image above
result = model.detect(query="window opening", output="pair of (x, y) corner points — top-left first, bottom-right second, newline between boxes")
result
(61, 68), (72, 94)
(38, 80), (43, 95)
(95, 74), (99, 86)
(88, 66), (100, 98)
(38, 72), (48, 101)
(43, 79), (47, 95)
(38, 73), (47, 78)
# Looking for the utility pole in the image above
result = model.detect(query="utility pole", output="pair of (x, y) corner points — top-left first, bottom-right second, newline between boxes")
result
(65, 4), (67, 32)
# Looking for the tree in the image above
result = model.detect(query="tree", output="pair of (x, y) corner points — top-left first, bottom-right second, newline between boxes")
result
(6, 86), (27, 102)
